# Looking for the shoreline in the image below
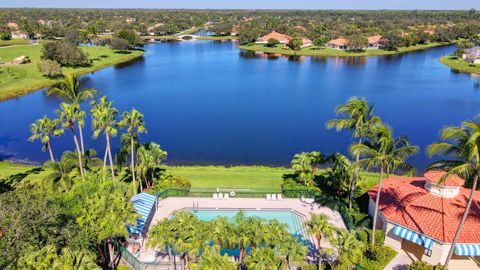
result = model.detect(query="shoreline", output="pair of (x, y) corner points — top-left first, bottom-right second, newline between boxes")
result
(439, 55), (480, 76)
(238, 41), (453, 57)
(0, 48), (144, 102)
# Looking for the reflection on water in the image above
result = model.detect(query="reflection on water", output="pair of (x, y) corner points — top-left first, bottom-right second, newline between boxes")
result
(0, 42), (478, 170)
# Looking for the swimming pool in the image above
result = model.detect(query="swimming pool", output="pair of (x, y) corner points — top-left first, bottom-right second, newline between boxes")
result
(184, 208), (309, 240)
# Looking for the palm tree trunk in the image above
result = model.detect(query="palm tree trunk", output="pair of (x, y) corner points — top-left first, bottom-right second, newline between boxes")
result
(168, 248), (174, 270)
(47, 142), (55, 162)
(130, 134), (136, 193)
(317, 235), (322, 270)
(444, 173), (479, 269)
(371, 166), (384, 246)
(350, 138), (362, 209)
(79, 124), (85, 154)
(105, 132), (115, 180)
(103, 146), (108, 171)
(70, 125), (85, 179)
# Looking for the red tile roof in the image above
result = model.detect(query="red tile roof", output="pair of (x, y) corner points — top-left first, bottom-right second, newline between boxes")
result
(368, 173), (480, 243)
(368, 35), (382, 44)
(424, 170), (465, 187)
(257, 31), (292, 43)
(327, 38), (349, 46)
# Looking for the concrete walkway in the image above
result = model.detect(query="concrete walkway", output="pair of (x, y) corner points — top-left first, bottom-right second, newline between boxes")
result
(383, 250), (413, 270)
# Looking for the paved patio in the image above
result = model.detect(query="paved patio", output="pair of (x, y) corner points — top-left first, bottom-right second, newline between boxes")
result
(130, 196), (347, 263)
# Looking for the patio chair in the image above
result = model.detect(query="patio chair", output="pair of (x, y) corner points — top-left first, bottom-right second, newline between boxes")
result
(277, 194), (283, 200)
(218, 193), (224, 200)
(224, 193), (229, 200)
(213, 193), (218, 200)
(266, 194), (271, 200)
(271, 194), (277, 201)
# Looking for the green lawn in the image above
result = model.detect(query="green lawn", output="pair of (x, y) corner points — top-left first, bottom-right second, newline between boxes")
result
(197, 35), (237, 41)
(238, 42), (451, 57)
(0, 38), (30, 47)
(0, 44), (144, 101)
(440, 55), (480, 75)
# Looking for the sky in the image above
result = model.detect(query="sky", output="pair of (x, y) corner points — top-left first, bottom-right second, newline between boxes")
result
(0, 0), (479, 10)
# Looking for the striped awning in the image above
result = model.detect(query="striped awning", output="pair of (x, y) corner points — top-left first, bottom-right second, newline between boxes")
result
(455, 244), (480, 256)
(127, 192), (157, 235)
(393, 225), (436, 249)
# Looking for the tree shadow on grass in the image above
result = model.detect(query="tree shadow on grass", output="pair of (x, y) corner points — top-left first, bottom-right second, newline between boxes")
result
(0, 167), (44, 193)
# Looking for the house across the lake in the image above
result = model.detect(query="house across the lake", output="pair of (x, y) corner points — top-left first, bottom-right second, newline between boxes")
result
(326, 38), (350, 50)
(368, 170), (480, 268)
(256, 31), (313, 48)
(367, 35), (383, 49)
(463, 47), (480, 64)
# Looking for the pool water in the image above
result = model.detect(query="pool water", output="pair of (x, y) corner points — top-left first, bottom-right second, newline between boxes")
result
(186, 208), (308, 239)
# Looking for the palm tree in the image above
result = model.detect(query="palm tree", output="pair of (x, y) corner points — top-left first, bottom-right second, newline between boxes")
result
(90, 96), (119, 180)
(244, 247), (280, 270)
(148, 218), (176, 269)
(427, 120), (480, 269)
(310, 151), (326, 175)
(326, 97), (380, 209)
(291, 152), (314, 186)
(28, 116), (63, 162)
(331, 229), (364, 270)
(327, 153), (354, 201)
(56, 103), (86, 178)
(210, 217), (231, 248)
(47, 75), (97, 154)
(118, 109), (147, 193)
(58, 248), (100, 270)
(43, 151), (79, 191)
(136, 142), (167, 191)
(350, 124), (418, 246)
(277, 237), (307, 269)
(197, 246), (236, 270)
(305, 213), (334, 269)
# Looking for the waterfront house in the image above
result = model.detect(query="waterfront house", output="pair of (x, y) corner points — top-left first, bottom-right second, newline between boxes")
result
(256, 31), (313, 48)
(368, 170), (480, 268)
(367, 35), (383, 49)
(7, 22), (28, 39)
(326, 38), (350, 50)
(463, 47), (480, 64)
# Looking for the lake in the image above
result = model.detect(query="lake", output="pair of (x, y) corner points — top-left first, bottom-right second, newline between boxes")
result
(1, 41), (479, 170)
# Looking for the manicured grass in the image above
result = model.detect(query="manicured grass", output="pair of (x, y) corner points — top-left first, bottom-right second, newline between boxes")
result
(197, 35), (237, 41)
(238, 42), (452, 57)
(165, 165), (291, 188)
(0, 44), (144, 101)
(439, 55), (480, 75)
(0, 38), (30, 47)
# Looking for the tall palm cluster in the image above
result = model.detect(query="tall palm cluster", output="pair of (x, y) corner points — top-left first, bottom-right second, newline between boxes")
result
(28, 75), (163, 193)
(148, 211), (308, 270)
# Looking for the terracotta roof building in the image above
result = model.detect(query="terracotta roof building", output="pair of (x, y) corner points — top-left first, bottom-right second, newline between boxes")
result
(256, 31), (313, 48)
(367, 35), (383, 49)
(326, 38), (350, 50)
(368, 171), (480, 267)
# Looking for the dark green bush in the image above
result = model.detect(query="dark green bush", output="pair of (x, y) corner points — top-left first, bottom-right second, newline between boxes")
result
(359, 245), (397, 270)
(357, 229), (385, 246)
(41, 41), (89, 66)
(407, 261), (443, 270)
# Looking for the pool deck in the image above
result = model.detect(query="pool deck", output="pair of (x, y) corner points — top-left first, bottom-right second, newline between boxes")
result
(132, 196), (347, 263)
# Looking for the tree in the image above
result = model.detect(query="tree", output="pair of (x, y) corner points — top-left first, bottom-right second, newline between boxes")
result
(38, 60), (62, 78)
(331, 229), (364, 270)
(115, 29), (143, 48)
(0, 25), (12, 40)
(427, 119), (480, 269)
(277, 237), (307, 269)
(41, 41), (89, 67)
(351, 124), (418, 246)
(43, 151), (79, 191)
(238, 22), (261, 45)
(136, 142), (167, 190)
(28, 116), (63, 162)
(118, 109), (147, 194)
(47, 75), (97, 154)
(305, 213), (334, 269)
(326, 97), (380, 208)
(148, 218), (176, 268)
(90, 96), (119, 180)
(288, 36), (303, 50)
(244, 247), (280, 270)
(291, 152), (314, 186)
(347, 34), (368, 51)
(313, 36), (328, 47)
(56, 103), (86, 179)
(326, 153), (354, 200)
(110, 37), (131, 51)
(266, 38), (280, 47)
(197, 246), (237, 270)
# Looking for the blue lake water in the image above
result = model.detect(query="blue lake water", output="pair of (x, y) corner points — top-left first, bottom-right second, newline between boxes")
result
(0, 41), (479, 170)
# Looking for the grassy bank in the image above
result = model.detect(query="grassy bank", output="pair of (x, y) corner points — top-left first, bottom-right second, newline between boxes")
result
(0, 38), (30, 47)
(0, 44), (144, 102)
(440, 55), (480, 75)
(0, 161), (380, 190)
(197, 35), (237, 41)
(238, 42), (451, 57)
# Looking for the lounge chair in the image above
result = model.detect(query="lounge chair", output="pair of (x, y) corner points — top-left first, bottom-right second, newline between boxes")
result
(218, 193), (224, 200)
(266, 194), (271, 200)
(213, 193), (218, 200)
(271, 194), (277, 201)
(224, 194), (229, 200)
(277, 194), (283, 200)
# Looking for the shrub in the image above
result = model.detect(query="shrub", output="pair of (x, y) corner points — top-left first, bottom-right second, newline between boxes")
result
(266, 38), (280, 47)
(41, 41), (89, 66)
(347, 34), (368, 51)
(357, 229), (386, 246)
(115, 29), (143, 48)
(407, 261), (443, 270)
(38, 59), (62, 77)
(313, 36), (328, 47)
(288, 36), (303, 50)
(0, 26), (11, 40)
(153, 173), (191, 191)
(360, 245), (397, 270)
(110, 37), (131, 51)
